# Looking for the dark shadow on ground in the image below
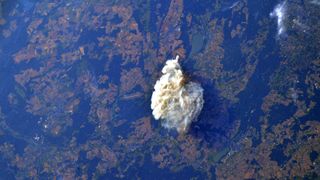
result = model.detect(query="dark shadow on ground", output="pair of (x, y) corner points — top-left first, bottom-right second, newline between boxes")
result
(188, 77), (235, 148)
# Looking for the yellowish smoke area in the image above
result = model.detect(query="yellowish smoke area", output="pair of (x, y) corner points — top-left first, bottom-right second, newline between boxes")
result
(151, 56), (204, 133)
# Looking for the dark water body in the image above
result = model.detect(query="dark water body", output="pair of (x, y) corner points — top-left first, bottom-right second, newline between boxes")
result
(0, 16), (29, 113)
(19, 0), (36, 12)
(268, 103), (297, 127)
(0, 134), (27, 155)
(113, 97), (152, 137)
(1, 0), (18, 17)
(221, 10), (244, 71)
(246, 0), (278, 39)
(87, 55), (108, 81)
(184, 0), (215, 15)
(115, 154), (206, 180)
(221, 38), (243, 71)
(78, 29), (104, 45)
(76, 121), (95, 145)
(107, 56), (121, 84)
(0, 10), (39, 154)
(118, 98), (150, 120)
(270, 143), (291, 167)
(231, 42), (280, 143)
(5, 109), (40, 137)
(132, 0), (157, 33)
(0, 32), (43, 157)
(0, 159), (15, 179)
(71, 98), (93, 145)
(309, 151), (318, 162)
(229, 0), (283, 141)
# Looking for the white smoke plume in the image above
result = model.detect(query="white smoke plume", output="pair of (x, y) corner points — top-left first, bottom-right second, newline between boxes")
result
(151, 56), (204, 133)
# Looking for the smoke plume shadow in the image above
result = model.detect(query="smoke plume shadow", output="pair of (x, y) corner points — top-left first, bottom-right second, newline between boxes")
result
(188, 78), (235, 148)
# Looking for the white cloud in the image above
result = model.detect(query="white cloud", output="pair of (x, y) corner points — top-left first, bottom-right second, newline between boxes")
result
(270, 2), (287, 35)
